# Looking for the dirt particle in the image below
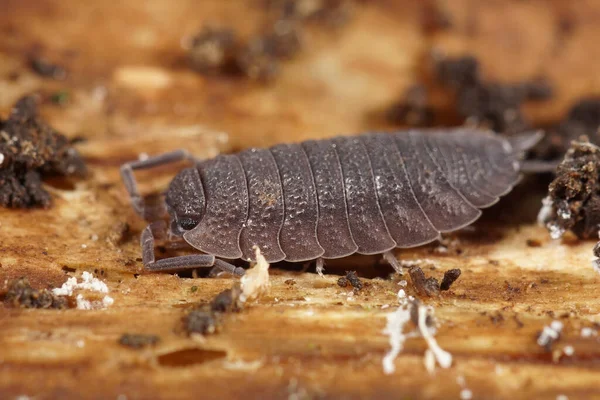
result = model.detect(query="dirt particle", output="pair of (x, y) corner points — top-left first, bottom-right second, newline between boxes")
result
(504, 281), (521, 294)
(526, 238), (542, 247)
(3, 277), (68, 309)
(535, 97), (600, 160)
(188, 27), (239, 74)
(408, 298), (434, 328)
(440, 268), (461, 291)
(284, 279), (296, 286)
(539, 139), (600, 240)
(184, 287), (242, 336)
(119, 333), (160, 349)
(0, 95), (86, 208)
(185, 307), (221, 335)
(337, 271), (363, 291)
(210, 288), (241, 313)
(490, 311), (505, 325)
(408, 266), (440, 297)
(387, 84), (434, 127)
(29, 56), (67, 80)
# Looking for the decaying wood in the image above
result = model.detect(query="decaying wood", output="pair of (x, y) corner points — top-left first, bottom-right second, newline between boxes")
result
(1, 1), (600, 399)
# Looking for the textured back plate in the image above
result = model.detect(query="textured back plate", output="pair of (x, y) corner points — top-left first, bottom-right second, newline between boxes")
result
(333, 136), (396, 254)
(395, 132), (481, 232)
(270, 143), (324, 262)
(361, 133), (440, 247)
(302, 139), (358, 258)
(183, 155), (248, 259)
(237, 148), (286, 262)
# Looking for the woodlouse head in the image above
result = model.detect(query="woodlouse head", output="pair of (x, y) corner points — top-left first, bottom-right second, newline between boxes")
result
(164, 167), (205, 236)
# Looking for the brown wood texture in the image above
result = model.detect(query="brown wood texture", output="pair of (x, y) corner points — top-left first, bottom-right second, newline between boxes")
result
(1, 1), (600, 399)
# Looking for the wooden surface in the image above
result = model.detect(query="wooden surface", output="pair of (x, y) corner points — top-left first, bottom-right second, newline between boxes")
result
(1, 1), (600, 399)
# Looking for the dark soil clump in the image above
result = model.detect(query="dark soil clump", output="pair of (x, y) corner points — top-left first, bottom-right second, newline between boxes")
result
(0, 95), (86, 208)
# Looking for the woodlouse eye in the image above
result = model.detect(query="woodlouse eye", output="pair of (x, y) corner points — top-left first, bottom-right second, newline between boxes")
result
(179, 217), (198, 231)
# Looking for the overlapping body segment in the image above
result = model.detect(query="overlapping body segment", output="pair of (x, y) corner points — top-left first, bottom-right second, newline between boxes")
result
(270, 143), (324, 261)
(178, 128), (529, 264)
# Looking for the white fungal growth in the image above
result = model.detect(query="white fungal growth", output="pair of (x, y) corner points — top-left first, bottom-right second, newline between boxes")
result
(76, 294), (92, 310)
(53, 271), (108, 296)
(424, 349), (436, 374)
(460, 389), (473, 400)
(417, 304), (452, 369)
(102, 295), (115, 307)
(537, 196), (554, 226)
(239, 246), (270, 303)
(548, 222), (565, 240)
(383, 299), (453, 375)
(537, 320), (563, 347)
(382, 305), (412, 374)
(53, 271), (113, 309)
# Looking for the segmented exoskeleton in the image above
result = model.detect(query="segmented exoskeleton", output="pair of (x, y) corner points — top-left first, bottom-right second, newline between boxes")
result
(121, 128), (538, 275)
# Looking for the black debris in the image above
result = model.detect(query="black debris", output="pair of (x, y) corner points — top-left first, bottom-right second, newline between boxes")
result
(440, 268), (461, 291)
(235, 36), (282, 83)
(210, 288), (241, 313)
(188, 1), (352, 81)
(337, 276), (348, 287)
(3, 277), (68, 309)
(435, 55), (481, 90)
(0, 95), (87, 208)
(388, 54), (554, 137)
(535, 98), (600, 160)
(29, 56), (67, 80)
(188, 27), (239, 74)
(521, 77), (554, 101)
(408, 298), (435, 328)
(118, 333), (160, 349)
(183, 287), (242, 336)
(185, 306), (220, 335)
(408, 266), (440, 297)
(455, 82), (530, 133)
(387, 84), (435, 127)
(337, 271), (363, 291)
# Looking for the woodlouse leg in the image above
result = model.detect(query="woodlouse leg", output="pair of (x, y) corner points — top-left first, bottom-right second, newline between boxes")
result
(120, 150), (192, 220)
(140, 223), (244, 276)
(383, 251), (403, 275)
(208, 260), (246, 277)
(316, 258), (325, 277)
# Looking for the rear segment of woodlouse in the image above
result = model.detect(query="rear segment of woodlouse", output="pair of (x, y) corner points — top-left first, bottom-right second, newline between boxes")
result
(163, 128), (528, 265)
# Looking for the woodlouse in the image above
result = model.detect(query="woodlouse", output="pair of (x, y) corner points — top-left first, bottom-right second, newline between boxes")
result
(121, 128), (539, 275)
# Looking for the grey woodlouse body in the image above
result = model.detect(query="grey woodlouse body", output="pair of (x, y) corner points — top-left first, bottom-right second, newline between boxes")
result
(120, 128), (535, 274)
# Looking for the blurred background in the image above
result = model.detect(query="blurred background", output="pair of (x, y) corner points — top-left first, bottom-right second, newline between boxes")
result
(2, 0), (600, 158)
